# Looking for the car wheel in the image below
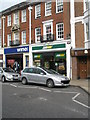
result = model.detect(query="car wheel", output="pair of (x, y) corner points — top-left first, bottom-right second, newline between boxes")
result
(46, 79), (54, 88)
(22, 78), (27, 85)
(1, 76), (6, 83)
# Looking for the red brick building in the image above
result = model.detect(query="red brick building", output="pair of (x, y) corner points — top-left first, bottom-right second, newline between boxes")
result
(0, 2), (30, 71)
(29, 1), (71, 78)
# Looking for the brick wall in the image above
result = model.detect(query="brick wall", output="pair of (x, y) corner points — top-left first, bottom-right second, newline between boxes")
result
(4, 7), (29, 46)
(31, 2), (70, 43)
(75, 22), (84, 48)
(74, 1), (84, 17)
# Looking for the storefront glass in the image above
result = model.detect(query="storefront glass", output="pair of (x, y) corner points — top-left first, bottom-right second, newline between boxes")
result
(33, 51), (66, 75)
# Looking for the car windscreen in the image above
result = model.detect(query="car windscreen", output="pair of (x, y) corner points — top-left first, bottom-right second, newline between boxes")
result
(3, 68), (15, 73)
(42, 68), (55, 74)
(49, 69), (59, 75)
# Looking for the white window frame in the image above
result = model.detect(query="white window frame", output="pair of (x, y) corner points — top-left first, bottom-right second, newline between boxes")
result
(45, 1), (52, 16)
(35, 4), (41, 19)
(14, 12), (19, 25)
(56, 23), (64, 40)
(7, 15), (11, 26)
(0, 35), (2, 48)
(22, 31), (26, 44)
(86, 22), (89, 40)
(0, 18), (1, 29)
(56, 0), (63, 13)
(43, 20), (53, 36)
(7, 34), (11, 47)
(14, 32), (19, 41)
(22, 9), (26, 22)
(35, 27), (41, 43)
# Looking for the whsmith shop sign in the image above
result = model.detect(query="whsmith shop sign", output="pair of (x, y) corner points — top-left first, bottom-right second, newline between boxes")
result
(4, 46), (29, 54)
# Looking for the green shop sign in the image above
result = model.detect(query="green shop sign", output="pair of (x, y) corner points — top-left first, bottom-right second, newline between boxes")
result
(55, 52), (66, 59)
(32, 44), (66, 51)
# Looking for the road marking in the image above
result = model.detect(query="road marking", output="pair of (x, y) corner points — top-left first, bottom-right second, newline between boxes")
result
(72, 93), (90, 109)
(18, 86), (38, 89)
(72, 93), (80, 100)
(54, 90), (78, 94)
(10, 84), (17, 88)
(39, 97), (47, 101)
(39, 87), (51, 92)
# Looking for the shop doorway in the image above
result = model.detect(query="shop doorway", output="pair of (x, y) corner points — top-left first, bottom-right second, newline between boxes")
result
(79, 57), (87, 79)
(6, 54), (23, 72)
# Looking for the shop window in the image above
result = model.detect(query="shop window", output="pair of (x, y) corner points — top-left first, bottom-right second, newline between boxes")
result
(26, 56), (29, 67)
(56, 0), (63, 13)
(45, 1), (52, 16)
(35, 4), (41, 19)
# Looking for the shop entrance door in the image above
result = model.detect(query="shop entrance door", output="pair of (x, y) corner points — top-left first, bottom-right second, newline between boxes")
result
(79, 57), (87, 79)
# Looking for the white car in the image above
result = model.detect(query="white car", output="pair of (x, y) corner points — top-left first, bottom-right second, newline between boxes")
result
(21, 67), (70, 88)
(0, 67), (20, 82)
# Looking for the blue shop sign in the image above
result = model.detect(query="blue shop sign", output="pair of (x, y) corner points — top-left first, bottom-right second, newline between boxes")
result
(4, 46), (29, 54)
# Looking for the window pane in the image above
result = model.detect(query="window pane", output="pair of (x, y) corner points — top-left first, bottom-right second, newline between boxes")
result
(45, 1), (51, 16)
(35, 4), (41, 18)
(56, 0), (63, 13)
(57, 23), (64, 40)
(35, 27), (41, 42)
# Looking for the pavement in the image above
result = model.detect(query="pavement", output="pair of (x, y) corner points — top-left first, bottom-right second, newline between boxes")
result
(70, 79), (90, 94)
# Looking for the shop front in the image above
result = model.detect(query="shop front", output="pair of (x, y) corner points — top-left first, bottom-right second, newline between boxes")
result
(71, 49), (90, 79)
(4, 45), (29, 72)
(32, 42), (71, 78)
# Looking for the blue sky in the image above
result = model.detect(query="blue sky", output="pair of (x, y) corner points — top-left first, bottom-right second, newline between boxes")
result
(0, 0), (26, 12)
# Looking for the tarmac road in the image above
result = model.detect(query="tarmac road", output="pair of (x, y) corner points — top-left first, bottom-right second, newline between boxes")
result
(1, 82), (90, 119)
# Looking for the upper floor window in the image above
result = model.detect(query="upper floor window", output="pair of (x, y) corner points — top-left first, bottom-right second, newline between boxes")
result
(14, 12), (19, 25)
(0, 18), (1, 29)
(56, 0), (63, 13)
(45, 1), (52, 16)
(22, 9), (26, 22)
(86, 23), (89, 40)
(22, 31), (26, 44)
(35, 4), (41, 19)
(7, 34), (11, 46)
(85, 0), (89, 10)
(35, 27), (41, 43)
(56, 23), (64, 40)
(43, 20), (53, 42)
(14, 32), (19, 40)
(7, 15), (11, 26)
(0, 35), (1, 48)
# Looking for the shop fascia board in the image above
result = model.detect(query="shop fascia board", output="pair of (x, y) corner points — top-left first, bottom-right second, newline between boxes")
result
(32, 48), (67, 53)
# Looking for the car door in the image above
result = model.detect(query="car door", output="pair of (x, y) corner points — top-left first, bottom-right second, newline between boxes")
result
(22, 68), (34, 83)
(27, 68), (38, 83)
(35, 68), (47, 84)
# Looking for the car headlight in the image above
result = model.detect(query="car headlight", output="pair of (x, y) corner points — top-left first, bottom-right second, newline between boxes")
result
(6, 74), (13, 79)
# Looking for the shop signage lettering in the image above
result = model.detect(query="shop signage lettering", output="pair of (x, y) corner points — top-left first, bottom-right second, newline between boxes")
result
(17, 47), (28, 52)
(43, 45), (53, 49)
(4, 46), (29, 54)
